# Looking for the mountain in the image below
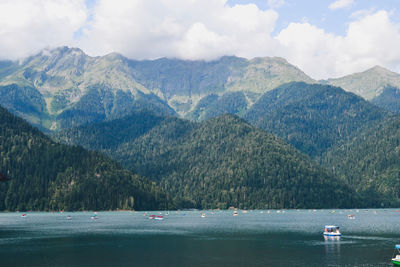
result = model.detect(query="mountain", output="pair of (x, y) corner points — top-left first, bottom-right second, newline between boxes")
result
(54, 113), (359, 209)
(0, 47), (176, 130)
(0, 105), (170, 211)
(325, 66), (400, 100)
(128, 56), (315, 116)
(0, 47), (314, 130)
(322, 115), (400, 207)
(371, 85), (400, 113)
(244, 82), (388, 158)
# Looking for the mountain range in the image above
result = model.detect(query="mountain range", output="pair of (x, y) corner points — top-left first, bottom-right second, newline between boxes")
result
(53, 81), (396, 208)
(54, 112), (358, 209)
(1, 46), (400, 210)
(0, 46), (314, 130)
(1, 47), (399, 132)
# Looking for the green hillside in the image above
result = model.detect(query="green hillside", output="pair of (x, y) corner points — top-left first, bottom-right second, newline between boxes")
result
(371, 85), (400, 113)
(55, 85), (175, 129)
(52, 111), (167, 151)
(0, 84), (51, 129)
(322, 116), (400, 207)
(245, 82), (387, 158)
(0, 106), (169, 211)
(55, 113), (359, 209)
(186, 91), (249, 121)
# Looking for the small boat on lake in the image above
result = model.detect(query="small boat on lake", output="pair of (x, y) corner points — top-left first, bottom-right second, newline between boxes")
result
(323, 225), (341, 236)
(149, 215), (164, 220)
(347, 214), (355, 219)
(201, 213), (206, 218)
(233, 210), (238, 216)
(392, 245), (400, 265)
(91, 214), (98, 220)
(21, 213), (27, 218)
(66, 215), (72, 220)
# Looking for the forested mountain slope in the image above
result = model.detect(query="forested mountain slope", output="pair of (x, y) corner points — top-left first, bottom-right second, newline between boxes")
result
(55, 113), (359, 209)
(322, 116), (400, 207)
(245, 82), (388, 158)
(371, 85), (400, 114)
(0, 106), (170, 211)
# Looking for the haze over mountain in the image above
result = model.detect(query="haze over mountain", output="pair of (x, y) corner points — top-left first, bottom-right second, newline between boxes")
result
(0, 46), (314, 130)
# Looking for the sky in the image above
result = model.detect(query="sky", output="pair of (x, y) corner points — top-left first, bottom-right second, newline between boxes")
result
(0, 0), (399, 79)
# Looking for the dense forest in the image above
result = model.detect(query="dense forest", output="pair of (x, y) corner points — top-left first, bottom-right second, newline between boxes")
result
(55, 113), (360, 209)
(322, 115), (400, 207)
(0, 106), (170, 211)
(56, 85), (176, 129)
(245, 82), (387, 158)
(52, 111), (168, 151)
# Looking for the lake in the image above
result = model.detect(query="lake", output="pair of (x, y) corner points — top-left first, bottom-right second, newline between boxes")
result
(0, 209), (398, 266)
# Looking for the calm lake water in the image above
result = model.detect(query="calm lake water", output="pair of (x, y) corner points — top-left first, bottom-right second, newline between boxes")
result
(0, 209), (399, 266)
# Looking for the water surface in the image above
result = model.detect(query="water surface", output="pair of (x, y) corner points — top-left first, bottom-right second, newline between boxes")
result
(0, 209), (398, 266)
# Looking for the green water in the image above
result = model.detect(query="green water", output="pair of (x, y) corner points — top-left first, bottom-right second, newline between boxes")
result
(0, 210), (398, 266)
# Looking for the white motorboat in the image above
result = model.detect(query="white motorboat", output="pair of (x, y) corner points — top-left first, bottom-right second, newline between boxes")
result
(323, 225), (341, 236)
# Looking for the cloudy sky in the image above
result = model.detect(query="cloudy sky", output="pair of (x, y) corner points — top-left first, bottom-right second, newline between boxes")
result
(0, 0), (399, 79)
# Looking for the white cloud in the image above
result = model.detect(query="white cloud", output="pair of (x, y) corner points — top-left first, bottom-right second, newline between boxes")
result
(267, 0), (285, 9)
(276, 10), (400, 79)
(0, 0), (87, 60)
(78, 0), (280, 60)
(329, 0), (354, 10)
(350, 8), (376, 19)
(0, 1), (399, 80)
